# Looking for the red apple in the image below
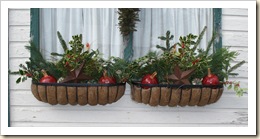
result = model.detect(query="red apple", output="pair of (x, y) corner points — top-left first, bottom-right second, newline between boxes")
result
(202, 68), (219, 85)
(98, 70), (116, 84)
(141, 72), (159, 89)
(40, 70), (57, 83)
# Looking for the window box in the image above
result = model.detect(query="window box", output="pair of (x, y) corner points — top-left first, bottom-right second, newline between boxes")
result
(131, 81), (223, 107)
(31, 82), (126, 105)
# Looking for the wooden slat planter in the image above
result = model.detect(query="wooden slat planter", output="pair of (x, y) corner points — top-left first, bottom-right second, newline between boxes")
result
(31, 82), (126, 105)
(131, 82), (224, 107)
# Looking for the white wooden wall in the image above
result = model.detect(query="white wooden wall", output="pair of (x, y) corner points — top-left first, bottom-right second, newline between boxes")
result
(222, 8), (248, 90)
(8, 8), (248, 129)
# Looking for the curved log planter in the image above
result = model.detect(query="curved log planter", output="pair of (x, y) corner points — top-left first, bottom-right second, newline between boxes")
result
(31, 82), (126, 106)
(131, 81), (224, 107)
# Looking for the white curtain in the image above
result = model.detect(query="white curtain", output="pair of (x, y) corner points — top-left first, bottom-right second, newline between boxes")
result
(40, 8), (84, 60)
(40, 8), (212, 61)
(133, 8), (212, 59)
(82, 9), (123, 59)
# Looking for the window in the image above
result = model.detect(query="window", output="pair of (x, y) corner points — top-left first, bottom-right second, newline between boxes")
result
(30, 8), (222, 60)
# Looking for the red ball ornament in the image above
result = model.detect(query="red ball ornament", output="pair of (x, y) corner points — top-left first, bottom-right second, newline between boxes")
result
(98, 70), (116, 84)
(141, 72), (159, 89)
(40, 70), (57, 83)
(202, 68), (220, 85)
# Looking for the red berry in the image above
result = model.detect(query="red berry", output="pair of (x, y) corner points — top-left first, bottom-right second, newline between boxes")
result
(192, 58), (200, 65)
(26, 73), (32, 77)
(86, 43), (90, 50)
(181, 43), (185, 48)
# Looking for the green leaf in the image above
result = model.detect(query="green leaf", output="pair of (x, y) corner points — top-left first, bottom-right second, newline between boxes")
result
(16, 77), (21, 84)
(237, 90), (244, 97)
(227, 84), (232, 90)
(234, 86), (239, 92)
(19, 69), (24, 75)
(22, 77), (27, 82)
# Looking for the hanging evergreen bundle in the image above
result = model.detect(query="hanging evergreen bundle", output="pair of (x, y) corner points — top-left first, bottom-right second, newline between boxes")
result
(117, 8), (140, 36)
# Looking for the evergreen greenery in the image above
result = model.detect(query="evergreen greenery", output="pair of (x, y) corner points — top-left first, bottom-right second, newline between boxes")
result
(10, 41), (63, 83)
(156, 31), (176, 52)
(118, 8), (140, 36)
(102, 56), (130, 83)
(127, 26), (246, 96)
(10, 27), (246, 96)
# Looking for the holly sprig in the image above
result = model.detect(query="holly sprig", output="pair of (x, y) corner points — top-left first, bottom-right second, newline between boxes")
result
(222, 81), (247, 96)
(9, 63), (41, 83)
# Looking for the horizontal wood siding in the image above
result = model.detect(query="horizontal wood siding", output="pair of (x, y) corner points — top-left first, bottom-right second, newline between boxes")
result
(222, 8), (248, 91)
(8, 8), (248, 129)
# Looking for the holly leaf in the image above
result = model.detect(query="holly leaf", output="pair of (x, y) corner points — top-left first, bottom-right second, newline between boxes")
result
(19, 69), (24, 75)
(227, 84), (232, 90)
(22, 77), (27, 82)
(16, 77), (21, 84)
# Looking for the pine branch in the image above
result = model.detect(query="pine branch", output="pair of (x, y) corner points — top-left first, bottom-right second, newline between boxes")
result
(25, 41), (63, 79)
(25, 41), (45, 64)
(156, 31), (175, 52)
(51, 52), (64, 57)
(57, 31), (68, 52)
(156, 45), (167, 51)
(192, 26), (207, 52)
(205, 32), (217, 55)
(228, 73), (239, 76)
(227, 60), (246, 73)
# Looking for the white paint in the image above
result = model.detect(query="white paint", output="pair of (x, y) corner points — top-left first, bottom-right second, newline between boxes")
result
(9, 42), (31, 58)
(8, 8), (248, 128)
(222, 16), (248, 31)
(222, 8), (248, 90)
(222, 8), (248, 16)
(8, 9), (30, 26)
(222, 31), (248, 47)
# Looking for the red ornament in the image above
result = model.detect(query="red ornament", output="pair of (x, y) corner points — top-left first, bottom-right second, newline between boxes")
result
(202, 68), (219, 85)
(40, 70), (57, 83)
(98, 70), (116, 84)
(141, 72), (159, 89)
